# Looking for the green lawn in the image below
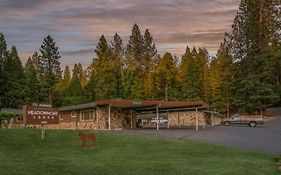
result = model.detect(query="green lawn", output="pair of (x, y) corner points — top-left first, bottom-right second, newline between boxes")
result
(0, 129), (279, 175)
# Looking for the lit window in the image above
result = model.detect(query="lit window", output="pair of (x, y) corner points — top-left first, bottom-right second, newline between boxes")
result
(81, 110), (95, 121)
(59, 114), (63, 120)
(71, 111), (77, 118)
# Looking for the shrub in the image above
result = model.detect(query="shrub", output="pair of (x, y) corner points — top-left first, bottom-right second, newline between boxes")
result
(0, 112), (14, 128)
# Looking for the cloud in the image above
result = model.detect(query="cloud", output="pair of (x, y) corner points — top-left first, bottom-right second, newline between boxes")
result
(0, 0), (241, 66)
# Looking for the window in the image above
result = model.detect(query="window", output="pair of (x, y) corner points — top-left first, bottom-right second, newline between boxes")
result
(71, 111), (78, 118)
(59, 113), (63, 120)
(80, 110), (95, 121)
(16, 115), (22, 122)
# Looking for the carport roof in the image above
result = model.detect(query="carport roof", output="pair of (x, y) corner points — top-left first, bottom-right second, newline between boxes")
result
(59, 102), (96, 112)
(96, 100), (208, 108)
(58, 100), (208, 112)
(0, 108), (23, 115)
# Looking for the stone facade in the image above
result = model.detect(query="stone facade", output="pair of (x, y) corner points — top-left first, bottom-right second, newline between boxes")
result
(168, 111), (206, 127)
(38, 107), (134, 130)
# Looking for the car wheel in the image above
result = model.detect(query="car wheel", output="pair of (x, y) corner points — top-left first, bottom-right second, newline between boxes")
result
(224, 121), (230, 126)
(249, 121), (256, 127)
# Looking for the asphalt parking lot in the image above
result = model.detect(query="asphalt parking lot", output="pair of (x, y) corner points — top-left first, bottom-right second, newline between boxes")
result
(117, 108), (281, 154)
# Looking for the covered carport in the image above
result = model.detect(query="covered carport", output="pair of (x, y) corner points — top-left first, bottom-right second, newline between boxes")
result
(96, 100), (211, 131)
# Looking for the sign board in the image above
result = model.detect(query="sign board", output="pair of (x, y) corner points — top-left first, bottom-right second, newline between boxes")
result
(133, 100), (142, 105)
(23, 105), (59, 125)
(31, 103), (52, 108)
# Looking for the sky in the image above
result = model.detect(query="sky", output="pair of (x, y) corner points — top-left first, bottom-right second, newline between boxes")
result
(0, 0), (241, 68)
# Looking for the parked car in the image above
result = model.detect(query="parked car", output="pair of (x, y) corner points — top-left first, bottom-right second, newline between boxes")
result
(151, 117), (168, 126)
(221, 114), (264, 127)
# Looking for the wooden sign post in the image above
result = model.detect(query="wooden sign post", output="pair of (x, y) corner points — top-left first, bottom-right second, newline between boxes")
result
(41, 121), (47, 140)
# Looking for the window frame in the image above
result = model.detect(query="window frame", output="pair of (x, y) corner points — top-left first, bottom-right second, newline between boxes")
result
(16, 115), (22, 122)
(71, 111), (78, 118)
(80, 109), (95, 121)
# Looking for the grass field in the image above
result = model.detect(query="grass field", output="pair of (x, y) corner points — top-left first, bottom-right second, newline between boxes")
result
(0, 129), (279, 175)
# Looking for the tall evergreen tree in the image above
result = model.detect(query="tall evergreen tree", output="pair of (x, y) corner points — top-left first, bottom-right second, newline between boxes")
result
(0, 33), (8, 108)
(125, 24), (147, 99)
(77, 63), (88, 87)
(3, 46), (25, 107)
(181, 47), (203, 100)
(63, 66), (71, 83)
(111, 33), (124, 98)
(197, 47), (210, 101)
(209, 41), (233, 115)
(90, 35), (116, 100)
(63, 64), (86, 105)
(24, 57), (40, 105)
(143, 29), (158, 71)
(176, 46), (192, 100)
(229, 0), (280, 113)
(126, 24), (145, 68)
(66, 64), (83, 97)
(38, 35), (62, 105)
(155, 52), (177, 101)
(55, 65), (71, 94)
(77, 63), (83, 81)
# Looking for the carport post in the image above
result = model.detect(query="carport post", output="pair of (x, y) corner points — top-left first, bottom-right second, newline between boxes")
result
(130, 109), (133, 129)
(108, 105), (111, 130)
(196, 107), (199, 131)
(167, 112), (169, 129)
(156, 105), (159, 131)
(177, 112), (180, 128)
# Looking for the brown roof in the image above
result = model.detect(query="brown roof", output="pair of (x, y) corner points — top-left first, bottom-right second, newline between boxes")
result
(96, 100), (208, 108)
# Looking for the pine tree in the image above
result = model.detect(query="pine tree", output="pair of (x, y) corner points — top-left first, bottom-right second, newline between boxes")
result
(111, 33), (124, 98)
(125, 24), (147, 99)
(143, 29), (158, 71)
(197, 47), (210, 101)
(3, 46), (25, 107)
(176, 46), (192, 100)
(229, 0), (280, 113)
(39, 35), (62, 105)
(66, 64), (83, 96)
(76, 63), (88, 87)
(77, 63), (83, 81)
(55, 65), (71, 94)
(85, 61), (96, 101)
(155, 52), (177, 101)
(180, 47), (203, 100)
(24, 57), (40, 105)
(90, 35), (117, 100)
(209, 41), (233, 115)
(63, 66), (71, 83)
(0, 33), (8, 108)
(63, 64), (86, 105)
(126, 24), (144, 67)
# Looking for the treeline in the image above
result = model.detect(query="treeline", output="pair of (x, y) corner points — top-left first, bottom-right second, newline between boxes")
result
(0, 0), (280, 114)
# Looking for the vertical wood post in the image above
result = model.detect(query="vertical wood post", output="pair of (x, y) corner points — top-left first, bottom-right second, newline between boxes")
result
(130, 109), (133, 129)
(211, 113), (214, 126)
(156, 105), (159, 131)
(167, 112), (169, 129)
(196, 108), (199, 131)
(41, 126), (44, 140)
(108, 105), (111, 130)
(41, 123), (45, 140)
(177, 112), (180, 128)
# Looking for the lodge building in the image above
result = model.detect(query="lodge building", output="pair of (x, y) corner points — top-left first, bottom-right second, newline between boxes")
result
(2, 100), (222, 130)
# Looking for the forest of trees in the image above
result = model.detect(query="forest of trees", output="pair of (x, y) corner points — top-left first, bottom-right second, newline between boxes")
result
(0, 0), (280, 115)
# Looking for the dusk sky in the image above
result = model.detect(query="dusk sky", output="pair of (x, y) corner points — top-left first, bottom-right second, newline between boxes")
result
(0, 0), (241, 68)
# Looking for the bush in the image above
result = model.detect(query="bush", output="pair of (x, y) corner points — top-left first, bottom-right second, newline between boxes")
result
(0, 112), (14, 128)
(274, 154), (281, 163)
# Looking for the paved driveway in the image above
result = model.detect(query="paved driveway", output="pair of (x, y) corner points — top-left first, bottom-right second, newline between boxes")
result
(117, 108), (281, 154)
